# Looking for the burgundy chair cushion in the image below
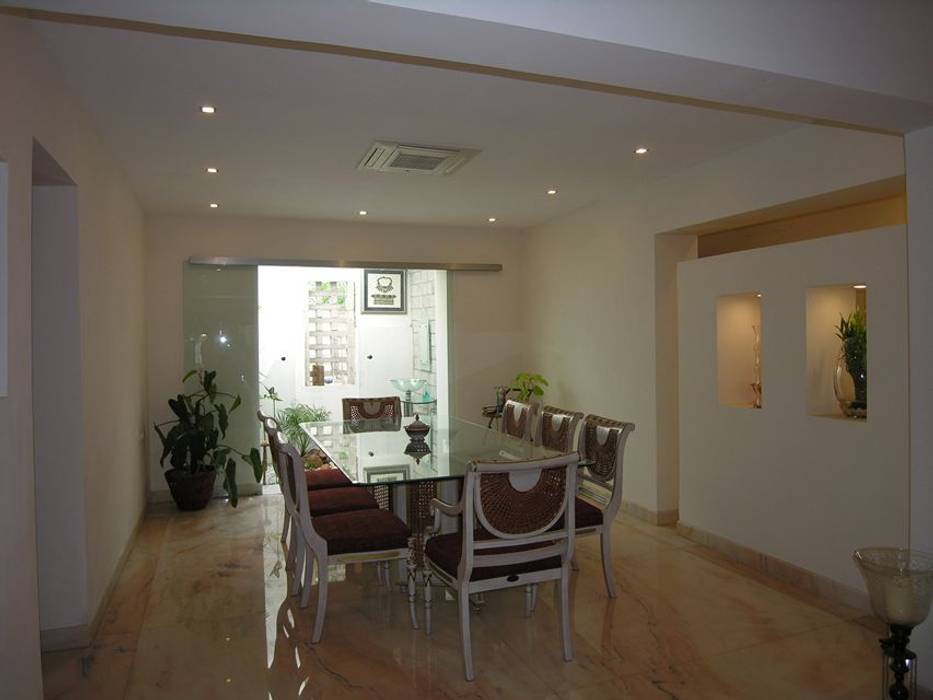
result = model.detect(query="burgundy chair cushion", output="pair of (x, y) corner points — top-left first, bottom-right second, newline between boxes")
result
(574, 497), (604, 528)
(307, 487), (378, 517)
(312, 509), (411, 555)
(425, 532), (562, 581)
(305, 468), (352, 490)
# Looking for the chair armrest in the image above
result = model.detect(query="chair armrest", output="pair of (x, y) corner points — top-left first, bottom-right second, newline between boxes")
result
(428, 497), (462, 534)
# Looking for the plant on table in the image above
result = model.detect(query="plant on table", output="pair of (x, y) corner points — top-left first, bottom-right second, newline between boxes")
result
(510, 372), (549, 403)
(154, 369), (262, 509)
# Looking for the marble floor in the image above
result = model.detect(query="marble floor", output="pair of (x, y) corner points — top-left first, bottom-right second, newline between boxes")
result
(41, 495), (902, 699)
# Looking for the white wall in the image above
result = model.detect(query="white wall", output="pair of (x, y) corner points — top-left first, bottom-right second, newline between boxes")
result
(146, 214), (527, 494)
(906, 124), (933, 689)
(525, 125), (903, 519)
(678, 227), (909, 591)
(31, 185), (87, 633)
(0, 15), (147, 695)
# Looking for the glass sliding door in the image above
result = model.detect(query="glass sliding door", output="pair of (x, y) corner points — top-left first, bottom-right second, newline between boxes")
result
(183, 263), (261, 495)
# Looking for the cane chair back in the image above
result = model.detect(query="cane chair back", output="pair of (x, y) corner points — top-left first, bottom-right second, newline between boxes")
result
(500, 399), (537, 442)
(341, 396), (401, 421)
(535, 405), (583, 452)
(577, 415), (634, 520)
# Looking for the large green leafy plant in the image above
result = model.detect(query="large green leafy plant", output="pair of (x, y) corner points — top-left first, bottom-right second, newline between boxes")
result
(279, 403), (331, 456)
(510, 372), (549, 402)
(154, 369), (262, 507)
(835, 309), (867, 409)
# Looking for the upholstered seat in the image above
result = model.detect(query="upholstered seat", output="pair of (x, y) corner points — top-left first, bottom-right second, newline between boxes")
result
(305, 468), (352, 490)
(307, 486), (378, 516)
(311, 509), (411, 555)
(425, 532), (561, 581)
(552, 497), (604, 530)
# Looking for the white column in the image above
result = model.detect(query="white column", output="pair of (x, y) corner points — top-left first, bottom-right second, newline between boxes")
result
(906, 125), (933, 689)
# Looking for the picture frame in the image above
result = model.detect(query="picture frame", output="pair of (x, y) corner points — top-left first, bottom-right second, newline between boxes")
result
(363, 269), (406, 313)
(364, 464), (410, 484)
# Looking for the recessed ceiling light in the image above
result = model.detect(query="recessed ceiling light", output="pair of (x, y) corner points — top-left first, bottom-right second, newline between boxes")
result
(853, 284), (867, 289)
(756, 293), (762, 298)
(634, 146), (649, 155)
(488, 217), (497, 223)
(209, 202), (219, 209)
(546, 188), (558, 195)
(200, 105), (216, 114)
(206, 167), (218, 174)
(358, 210), (368, 216)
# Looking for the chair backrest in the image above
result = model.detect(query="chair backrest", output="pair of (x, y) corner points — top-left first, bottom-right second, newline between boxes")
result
(500, 399), (538, 441)
(535, 405), (584, 452)
(457, 453), (578, 581)
(341, 396), (401, 421)
(577, 415), (635, 521)
(280, 439), (327, 550)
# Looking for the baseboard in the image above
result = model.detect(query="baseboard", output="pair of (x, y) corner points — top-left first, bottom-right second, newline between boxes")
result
(39, 510), (145, 652)
(676, 521), (870, 613)
(620, 500), (679, 526)
(147, 481), (262, 505)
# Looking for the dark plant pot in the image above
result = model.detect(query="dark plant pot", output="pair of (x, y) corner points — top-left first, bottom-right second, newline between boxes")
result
(165, 468), (217, 511)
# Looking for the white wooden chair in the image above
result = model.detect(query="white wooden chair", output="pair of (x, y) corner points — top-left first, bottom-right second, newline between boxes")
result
(534, 405), (584, 452)
(573, 415), (635, 598)
(500, 398), (538, 442)
(422, 452), (579, 681)
(278, 436), (418, 643)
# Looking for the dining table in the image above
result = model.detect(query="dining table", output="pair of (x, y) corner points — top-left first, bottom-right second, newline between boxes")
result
(301, 414), (578, 583)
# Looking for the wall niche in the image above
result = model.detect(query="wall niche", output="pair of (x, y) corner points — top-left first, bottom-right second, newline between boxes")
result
(716, 292), (762, 409)
(806, 284), (867, 420)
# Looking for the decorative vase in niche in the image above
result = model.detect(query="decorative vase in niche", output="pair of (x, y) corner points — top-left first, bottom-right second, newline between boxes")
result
(834, 349), (867, 419)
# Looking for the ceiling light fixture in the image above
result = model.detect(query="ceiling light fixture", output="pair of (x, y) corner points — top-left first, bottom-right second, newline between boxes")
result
(206, 167), (218, 174)
(358, 210), (368, 216)
(546, 189), (558, 195)
(488, 217), (497, 223)
(853, 284), (867, 289)
(209, 202), (219, 209)
(634, 146), (649, 155)
(200, 105), (216, 114)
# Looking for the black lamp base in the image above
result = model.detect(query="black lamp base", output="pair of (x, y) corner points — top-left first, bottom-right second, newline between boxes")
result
(880, 624), (917, 700)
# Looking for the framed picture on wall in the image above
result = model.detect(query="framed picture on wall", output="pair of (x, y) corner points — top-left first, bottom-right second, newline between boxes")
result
(363, 269), (407, 313)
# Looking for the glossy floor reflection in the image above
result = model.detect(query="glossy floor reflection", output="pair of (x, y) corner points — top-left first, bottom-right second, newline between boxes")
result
(42, 495), (893, 699)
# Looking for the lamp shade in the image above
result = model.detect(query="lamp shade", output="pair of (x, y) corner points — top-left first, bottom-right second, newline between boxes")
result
(853, 548), (933, 627)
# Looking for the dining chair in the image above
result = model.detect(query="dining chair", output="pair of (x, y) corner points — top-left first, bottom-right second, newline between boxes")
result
(534, 405), (584, 452)
(422, 452), (579, 681)
(259, 412), (379, 570)
(573, 415), (635, 598)
(278, 437), (418, 643)
(341, 397), (402, 511)
(500, 398), (538, 442)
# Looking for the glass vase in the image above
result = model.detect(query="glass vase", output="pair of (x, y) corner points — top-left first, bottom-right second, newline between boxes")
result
(834, 349), (867, 419)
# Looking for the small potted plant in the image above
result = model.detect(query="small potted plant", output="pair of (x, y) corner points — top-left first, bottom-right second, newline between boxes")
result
(834, 309), (867, 419)
(278, 403), (331, 468)
(510, 372), (549, 404)
(154, 369), (262, 509)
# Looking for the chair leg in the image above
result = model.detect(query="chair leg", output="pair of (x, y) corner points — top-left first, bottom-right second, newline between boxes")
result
(311, 556), (329, 644)
(376, 560), (384, 585)
(407, 555), (419, 630)
(290, 544), (304, 596)
(458, 589), (475, 681)
(524, 585), (534, 617)
(559, 567), (573, 662)
(424, 572), (433, 636)
(299, 552), (314, 609)
(530, 583), (538, 613)
(286, 519), (299, 571)
(570, 553), (580, 572)
(383, 562), (392, 590)
(280, 509), (290, 544)
(600, 530), (617, 598)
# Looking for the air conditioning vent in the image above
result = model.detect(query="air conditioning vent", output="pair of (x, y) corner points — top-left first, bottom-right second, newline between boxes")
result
(358, 141), (477, 176)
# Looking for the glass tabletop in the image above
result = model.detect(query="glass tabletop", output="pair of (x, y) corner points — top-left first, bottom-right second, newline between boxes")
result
(301, 414), (564, 485)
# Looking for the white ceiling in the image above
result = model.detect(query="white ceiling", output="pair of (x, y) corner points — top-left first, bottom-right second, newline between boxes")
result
(32, 19), (801, 227)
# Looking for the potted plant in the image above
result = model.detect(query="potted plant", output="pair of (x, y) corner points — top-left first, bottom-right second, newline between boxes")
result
(510, 372), (549, 403)
(154, 369), (262, 509)
(279, 403), (331, 468)
(834, 309), (868, 419)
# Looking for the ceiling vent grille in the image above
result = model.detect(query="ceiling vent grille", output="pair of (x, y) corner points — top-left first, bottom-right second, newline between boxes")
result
(358, 141), (477, 176)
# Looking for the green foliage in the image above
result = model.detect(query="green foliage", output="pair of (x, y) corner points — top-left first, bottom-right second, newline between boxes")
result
(835, 309), (868, 406)
(279, 404), (331, 455)
(154, 369), (262, 507)
(510, 372), (549, 402)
